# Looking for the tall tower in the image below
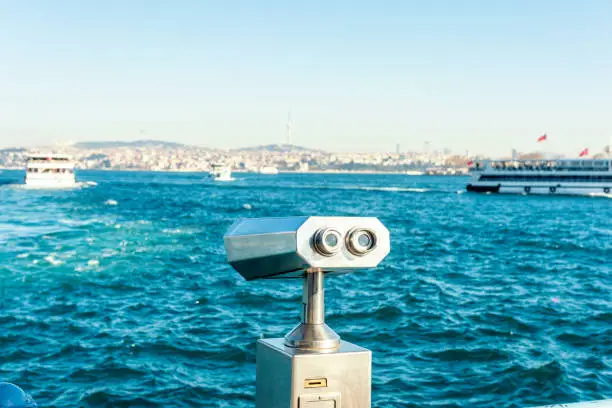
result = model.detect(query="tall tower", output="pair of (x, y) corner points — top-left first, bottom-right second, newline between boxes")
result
(285, 111), (292, 146)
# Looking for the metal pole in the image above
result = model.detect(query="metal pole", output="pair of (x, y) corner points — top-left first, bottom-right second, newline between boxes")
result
(302, 268), (324, 325)
(284, 268), (340, 350)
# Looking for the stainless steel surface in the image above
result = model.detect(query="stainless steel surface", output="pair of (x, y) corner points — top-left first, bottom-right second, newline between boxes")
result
(257, 338), (371, 408)
(284, 268), (340, 350)
(299, 392), (341, 407)
(283, 321), (341, 351)
(302, 269), (325, 325)
(224, 216), (390, 280)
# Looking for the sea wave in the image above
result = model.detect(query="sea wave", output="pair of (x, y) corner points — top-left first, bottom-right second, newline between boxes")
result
(0, 171), (609, 407)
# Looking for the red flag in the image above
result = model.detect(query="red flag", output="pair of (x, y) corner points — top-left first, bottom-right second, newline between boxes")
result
(537, 134), (547, 142)
(579, 148), (589, 157)
(467, 160), (474, 166)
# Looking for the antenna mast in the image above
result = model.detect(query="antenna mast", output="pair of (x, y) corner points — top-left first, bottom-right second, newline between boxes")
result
(286, 111), (292, 146)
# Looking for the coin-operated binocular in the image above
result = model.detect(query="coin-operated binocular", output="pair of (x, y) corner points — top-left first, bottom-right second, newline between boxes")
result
(224, 216), (390, 408)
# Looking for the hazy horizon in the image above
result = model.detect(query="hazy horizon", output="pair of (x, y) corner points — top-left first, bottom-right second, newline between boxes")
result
(1, 1), (611, 157)
(2, 138), (610, 159)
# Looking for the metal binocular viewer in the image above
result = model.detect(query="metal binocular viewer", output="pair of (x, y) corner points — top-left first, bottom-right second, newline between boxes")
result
(225, 216), (390, 408)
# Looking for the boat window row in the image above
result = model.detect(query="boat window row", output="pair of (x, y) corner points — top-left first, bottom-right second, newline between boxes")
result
(28, 157), (71, 162)
(488, 165), (609, 172)
(27, 168), (73, 174)
(481, 160), (610, 172)
(479, 174), (612, 182)
(556, 160), (609, 167)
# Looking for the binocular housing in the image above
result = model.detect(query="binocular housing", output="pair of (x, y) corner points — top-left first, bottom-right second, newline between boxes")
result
(224, 216), (390, 280)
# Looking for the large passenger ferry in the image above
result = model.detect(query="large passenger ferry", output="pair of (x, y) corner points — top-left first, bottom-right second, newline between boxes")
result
(466, 159), (611, 196)
(25, 154), (76, 187)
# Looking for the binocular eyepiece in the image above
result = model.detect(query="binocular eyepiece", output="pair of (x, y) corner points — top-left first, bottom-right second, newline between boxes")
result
(312, 226), (377, 257)
(224, 216), (390, 280)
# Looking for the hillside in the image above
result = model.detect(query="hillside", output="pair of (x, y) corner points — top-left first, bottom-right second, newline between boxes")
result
(231, 144), (323, 153)
(73, 139), (186, 149)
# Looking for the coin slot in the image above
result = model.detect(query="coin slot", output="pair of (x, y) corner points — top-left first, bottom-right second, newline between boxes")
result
(304, 378), (327, 388)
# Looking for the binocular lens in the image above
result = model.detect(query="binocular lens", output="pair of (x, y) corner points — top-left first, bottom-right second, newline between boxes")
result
(325, 233), (339, 247)
(358, 232), (372, 248)
(347, 228), (377, 255)
(313, 228), (342, 256)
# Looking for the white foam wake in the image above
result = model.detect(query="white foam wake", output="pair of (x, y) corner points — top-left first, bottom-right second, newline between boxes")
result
(588, 192), (612, 199)
(6, 181), (97, 190)
(357, 186), (429, 193)
(330, 185), (430, 193)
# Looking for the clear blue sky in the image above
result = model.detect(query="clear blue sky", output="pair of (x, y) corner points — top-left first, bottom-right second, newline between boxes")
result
(0, 0), (610, 156)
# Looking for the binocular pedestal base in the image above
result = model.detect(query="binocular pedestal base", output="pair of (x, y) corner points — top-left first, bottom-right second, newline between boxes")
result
(256, 338), (371, 408)
(284, 323), (340, 350)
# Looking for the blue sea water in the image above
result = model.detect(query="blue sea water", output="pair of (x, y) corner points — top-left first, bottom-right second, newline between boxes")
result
(0, 170), (610, 408)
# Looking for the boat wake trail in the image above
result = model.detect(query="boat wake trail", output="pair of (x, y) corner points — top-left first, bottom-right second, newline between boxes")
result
(266, 184), (433, 194)
(355, 186), (429, 193)
(588, 192), (612, 199)
(2, 181), (97, 190)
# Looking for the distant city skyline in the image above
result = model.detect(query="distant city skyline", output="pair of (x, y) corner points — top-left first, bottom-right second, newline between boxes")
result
(3, 136), (611, 158)
(1, 1), (611, 156)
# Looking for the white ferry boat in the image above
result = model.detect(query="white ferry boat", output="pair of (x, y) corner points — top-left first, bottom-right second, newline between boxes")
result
(258, 166), (279, 175)
(467, 159), (611, 196)
(25, 154), (76, 187)
(209, 163), (234, 181)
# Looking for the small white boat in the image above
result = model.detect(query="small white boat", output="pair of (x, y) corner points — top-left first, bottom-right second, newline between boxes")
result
(259, 166), (279, 175)
(25, 154), (76, 188)
(210, 163), (234, 181)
